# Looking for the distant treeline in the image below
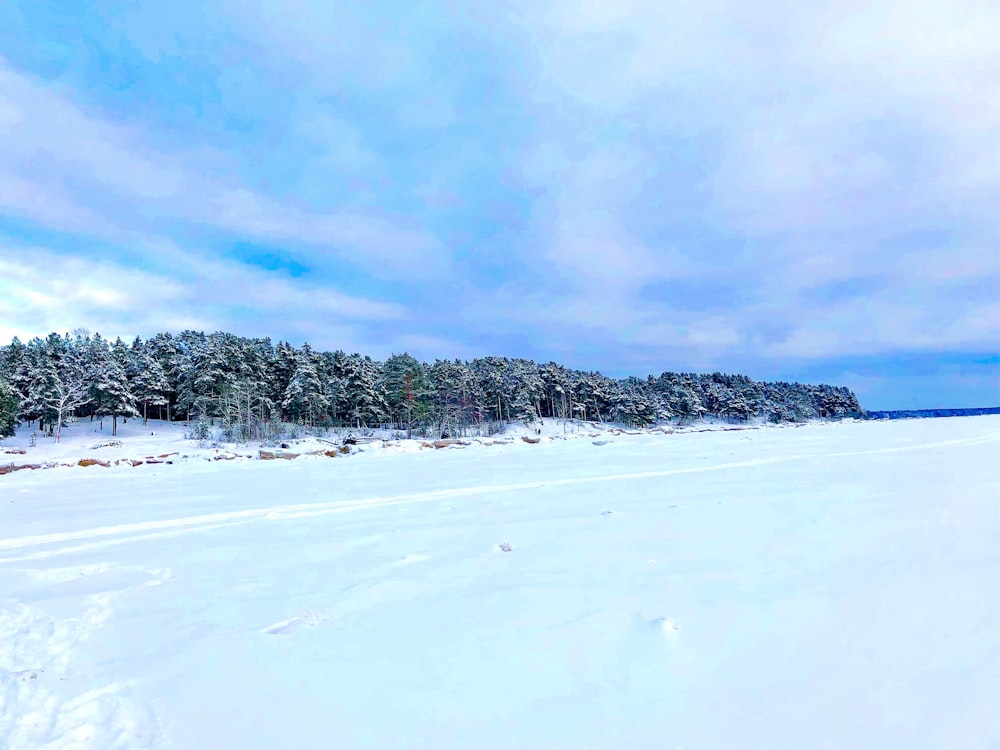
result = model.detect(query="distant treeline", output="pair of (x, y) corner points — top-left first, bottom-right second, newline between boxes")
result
(0, 330), (862, 440)
(864, 407), (1000, 420)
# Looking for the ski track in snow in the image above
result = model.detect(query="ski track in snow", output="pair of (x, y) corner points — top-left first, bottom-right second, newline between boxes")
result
(2, 431), (994, 564)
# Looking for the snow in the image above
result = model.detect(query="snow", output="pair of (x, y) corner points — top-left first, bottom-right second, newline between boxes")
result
(2, 416), (999, 749)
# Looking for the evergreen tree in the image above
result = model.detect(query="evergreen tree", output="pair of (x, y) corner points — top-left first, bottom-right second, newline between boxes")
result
(269, 341), (300, 416)
(20, 337), (60, 432)
(172, 330), (209, 420)
(672, 377), (706, 423)
(382, 353), (432, 437)
(147, 332), (180, 421)
(343, 355), (388, 428)
(282, 344), (329, 426)
(128, 338), (171, 425)
(472, 356), (510, 424)
(89, 338), (138, 436)
(429, 359), (473, 437)
(0, 379), (20, 438)
(0, 337), (29, 398)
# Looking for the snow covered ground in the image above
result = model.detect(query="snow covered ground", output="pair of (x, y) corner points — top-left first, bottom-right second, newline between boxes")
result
(0, 413), (683, 470)
(2, 416), (998, 749)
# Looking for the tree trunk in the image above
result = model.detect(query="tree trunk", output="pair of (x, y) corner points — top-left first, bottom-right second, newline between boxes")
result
(112, 414), (118, 437)
(143, 401), (148, 426)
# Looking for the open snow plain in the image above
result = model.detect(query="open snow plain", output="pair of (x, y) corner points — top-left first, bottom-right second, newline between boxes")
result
(2, 416), (999, 750)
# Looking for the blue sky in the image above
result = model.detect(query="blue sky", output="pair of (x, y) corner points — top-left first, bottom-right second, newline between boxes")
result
(0, 1), (997, 410)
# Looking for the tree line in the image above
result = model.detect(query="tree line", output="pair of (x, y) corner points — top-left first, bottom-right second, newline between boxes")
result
(0, 329), (862, 440)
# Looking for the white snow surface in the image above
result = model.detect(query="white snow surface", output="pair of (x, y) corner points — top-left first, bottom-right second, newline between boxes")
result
(1, 416), (998, 749)
(0, 414), (687, 467)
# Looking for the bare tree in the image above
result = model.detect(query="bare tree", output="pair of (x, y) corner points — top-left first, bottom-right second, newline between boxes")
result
(52, 374), (91, 442)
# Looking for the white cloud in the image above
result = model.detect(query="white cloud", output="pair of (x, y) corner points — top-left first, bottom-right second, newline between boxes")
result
(0, 63), (449, 279)
(0, 241), (409, 349)
(0, 246), (191, 343)
(499, 0), (1000, 363)
(0, 169), (115, 234)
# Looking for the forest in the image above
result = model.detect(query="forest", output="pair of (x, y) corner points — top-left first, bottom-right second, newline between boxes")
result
(0, 330), (862, 440)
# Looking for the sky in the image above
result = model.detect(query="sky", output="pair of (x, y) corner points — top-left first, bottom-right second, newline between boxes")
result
(0, 1), (997, 410)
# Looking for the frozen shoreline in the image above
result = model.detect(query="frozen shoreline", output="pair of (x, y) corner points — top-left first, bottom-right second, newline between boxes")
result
(0, 414), (850, 477)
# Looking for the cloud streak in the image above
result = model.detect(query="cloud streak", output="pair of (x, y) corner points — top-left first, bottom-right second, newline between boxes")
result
(0, 63), (449, 278)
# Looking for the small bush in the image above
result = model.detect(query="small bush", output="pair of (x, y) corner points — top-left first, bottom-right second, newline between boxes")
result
(184, 420), (212, 441)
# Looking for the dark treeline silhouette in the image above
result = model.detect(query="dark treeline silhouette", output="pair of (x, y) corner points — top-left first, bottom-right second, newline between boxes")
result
(0, 330), (862, 440)
(864, 407), (999, 420)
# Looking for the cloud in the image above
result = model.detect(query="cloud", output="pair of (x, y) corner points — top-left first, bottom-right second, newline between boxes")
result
(0, 169), (114, 234)
(493, 0), (1000, 364)
(0, 245), (192, 343)
(519, 0), (1000, 238)
(0, 240), (409, 350)
(0, 62), (449, 278)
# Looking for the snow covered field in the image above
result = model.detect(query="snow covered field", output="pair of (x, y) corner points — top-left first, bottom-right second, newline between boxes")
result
(2, 416), (999, 749)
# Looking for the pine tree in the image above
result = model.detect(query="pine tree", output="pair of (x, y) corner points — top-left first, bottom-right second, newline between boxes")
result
(269, 341), (300, 415)
(672, 377), (706, 423)
(472, 356), (510, 424)
(20, 337), (60, 432)
(429, 359), (471, 438)
(382, 353), (432, 437)
(0, 337), (29, 398)
(343, 355), (388, 428)
(173, 330), (209, 421)
(0, 379), (20, 438)
(128, 338), (171, 425)
(510, 359), (544, 422)
(147, 332), (180, 421)
(89, 338), (138, 436)
(282, 344), (329, 426)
